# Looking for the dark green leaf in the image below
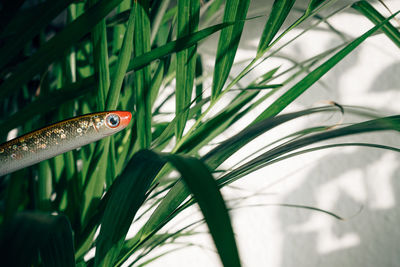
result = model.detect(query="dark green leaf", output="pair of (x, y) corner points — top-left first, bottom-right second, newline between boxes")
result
(0, 0), (124, 99)
(352, 0), (400, 48)
(220, 115), (400, 184)
(106, 4), (136, 110)
(175, 0), (200, 140)
(0, 212), (75, 267)
(257, 0), (296, 56)
(166, 154), (241, 267)
(89, 0), (111, 110)
(134, 0), (153, 149)
(0, 78), (94, 136)
(0, 0), (74, 70)
(95, 150), (166, 266)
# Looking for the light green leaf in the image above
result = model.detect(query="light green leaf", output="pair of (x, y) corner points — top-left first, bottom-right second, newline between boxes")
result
(257, 0), (296, 56)
(175, 0), (200, 140)
(253, 10), (400, 123)
(211, 0), (250, 100)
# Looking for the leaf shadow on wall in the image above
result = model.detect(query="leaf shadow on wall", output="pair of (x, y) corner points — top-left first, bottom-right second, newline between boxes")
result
(278, 147), (400, 267)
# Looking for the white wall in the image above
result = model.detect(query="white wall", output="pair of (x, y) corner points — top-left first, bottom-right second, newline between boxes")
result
(143, 1), (400, 266)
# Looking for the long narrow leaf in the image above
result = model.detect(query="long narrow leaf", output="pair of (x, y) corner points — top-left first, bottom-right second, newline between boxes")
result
(221, 115), (400, 183)
(0, 23), (230, 136)
(211, 0), (250, 99)
(175, 0), (200, 140)
(352, 0), (400, 48)
(134, 0), (153, 149)
(95, 150), (166, 267)
(137, 106), (339, 253)
(253, 10), (400, 123)
(257, 0), (296, 56)
(0, 79), (94, 136)
(89, 0), (111, 110)
(106, 5), (136, 109)
(166, 155), (241, 267)
(0, 0), (124, 99)
(176, 90), (259, 154)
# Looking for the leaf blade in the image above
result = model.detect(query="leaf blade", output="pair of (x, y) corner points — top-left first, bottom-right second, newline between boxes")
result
(166, 154), (241, 267)
(175, 0), (200, 140)
(0, 0), (124, 99)
(211, 0), (250, 99)
(95, 150), (166, 267)
(257, 0), (296, 56)
(253, 10), (400, 123)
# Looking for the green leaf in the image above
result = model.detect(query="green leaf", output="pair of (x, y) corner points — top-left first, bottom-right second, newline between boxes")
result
(0, 78), (94, 137)
(220, 115), (400, 184)
(28, 21), (231, 117)
(305, 0), (327, 15)
(204, 0), (224, 20)
(257, 0), (296, 56)
(253, 10), (400, 123)
(175, 0), (200, 140)
(0, 0), (74, 71)
(0, 0), (124, 99)
(81, 137), (117, 227)
(89, 0), (111, 110)
(204, 107), (338, 169)
(112, 0), (131, 53)
(0, 212), (75, 267)
(352, 0), (400, 48)
(241, 84), (282, 90)
(95, 150), (166, 267)
(37, 160), (52, 210)
(106, 4), (136, 110)
(126, 22), (233, 73)
(195, 56), (204, 120)
(152, 97), (209, 149)
(150, 60), (165, 107)
(176, 90), (259, 154)
(261, 143), (400, 171)
(166, 155), (241, 267)
(136, 107), (338, 256)
(211, 0), (250, 100)
(134, 0), (152, 149)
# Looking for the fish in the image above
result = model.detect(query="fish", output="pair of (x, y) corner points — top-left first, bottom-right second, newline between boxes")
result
(0, 111), (132, 176)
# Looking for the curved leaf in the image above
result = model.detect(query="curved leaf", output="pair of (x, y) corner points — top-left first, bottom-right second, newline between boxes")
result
(253, 10), (400, 123)
(95, 150), (166, 267)
(166, 154), (241, 267)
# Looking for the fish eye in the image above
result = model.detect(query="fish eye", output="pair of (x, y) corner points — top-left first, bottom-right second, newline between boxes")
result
(106, 114), (120, 128)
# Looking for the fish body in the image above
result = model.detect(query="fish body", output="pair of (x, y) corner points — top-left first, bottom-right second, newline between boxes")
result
(0, 111), (132, 176)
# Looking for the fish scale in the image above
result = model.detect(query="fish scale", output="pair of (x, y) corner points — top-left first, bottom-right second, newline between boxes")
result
(0, 111), (132, 176)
